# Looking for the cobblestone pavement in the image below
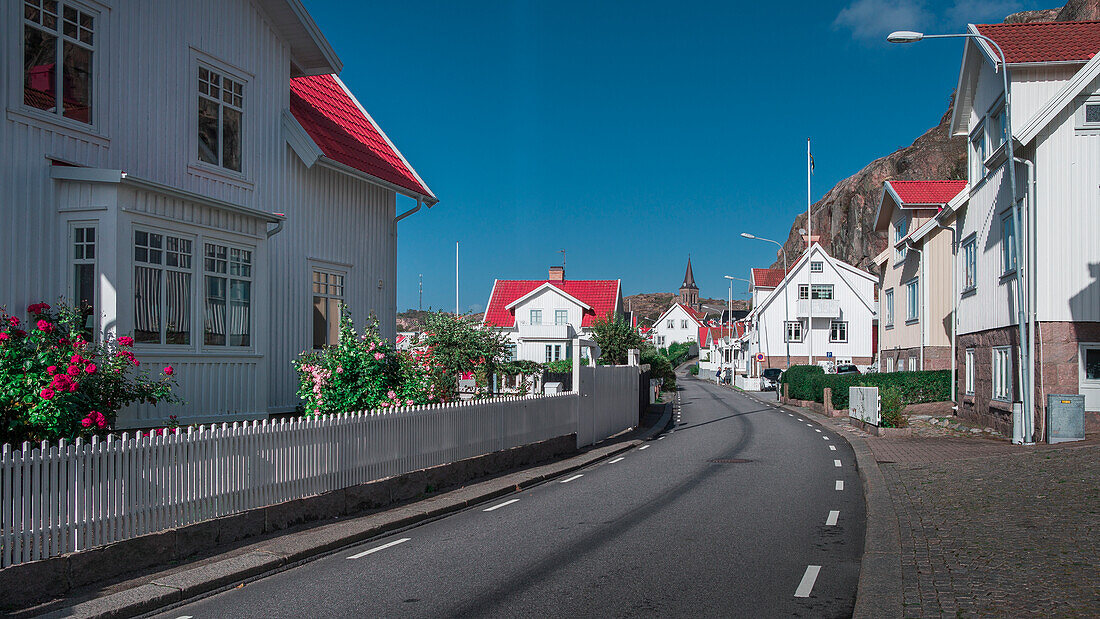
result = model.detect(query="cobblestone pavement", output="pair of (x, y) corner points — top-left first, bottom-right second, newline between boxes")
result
(881, 443), (1100, 617)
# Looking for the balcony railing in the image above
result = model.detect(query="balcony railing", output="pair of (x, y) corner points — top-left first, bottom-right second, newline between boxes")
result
(795, 298), (840, 318)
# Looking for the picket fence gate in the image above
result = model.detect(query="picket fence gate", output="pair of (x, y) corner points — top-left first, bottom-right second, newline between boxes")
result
(0, 393), (577, 569)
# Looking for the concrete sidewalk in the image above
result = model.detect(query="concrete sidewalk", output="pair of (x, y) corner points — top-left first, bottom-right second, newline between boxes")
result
(750, 390), (1100, 618)
(24, 404), (674, 619)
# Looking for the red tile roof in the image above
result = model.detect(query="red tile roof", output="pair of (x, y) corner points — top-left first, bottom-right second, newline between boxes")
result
(751, 268), (787, 288)
(483, 280), (620, 328)
(699, 326), (735, 346)
(681, 304), (707, 325)
(974, 21), (1100, 64)
(289, 74), (435, 200)
(886, 180), (967, 206)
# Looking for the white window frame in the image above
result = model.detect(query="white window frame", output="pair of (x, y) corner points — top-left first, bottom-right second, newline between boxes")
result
(530, 309), (542, 325)
(657, 336), (666, 347)
(554, 309), (568, 326)
(970, 121), (987, 183)
(810, 261), (823, 273)
(992, 346), (1012, 401)
(188, 52), (253, 184)
(884, 356), (895, 373)
(1081, 343), (1100, 386)
(784, 321), (803, 343)
(811, 284), (833, 300)
(965, 348), (975, 395)
(1001, 212), (1017, 275)
(905, 278), (919, 323)
(884, 289), (894, 328)
(909, 355), (918, 372)
(829, 320), (847, 343)
(202, 240), (253, 348)
(962, 235), (977, 291)
(894, 216), (908, 265)
(681, 319), (688, 329)
(68, 220), (98, 334)
(20, 0), (99, 128)
(545, 344), (553, 363)
(1074, 94), (1100, 131)
(667, 320), (674, 329)
(133, 227), (195, 347)
(312, 267), (346, 349)
(196, 61), (245, 173)
(898, 357), (906, 372)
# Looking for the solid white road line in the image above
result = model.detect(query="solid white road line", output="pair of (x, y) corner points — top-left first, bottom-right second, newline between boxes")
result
(347, 537), (411, 559)
(639, 444), (650, 450)
(826, 510), (840, 526)
(560, 474), (583, 484)
(835, 480), (844, 490)
(833, 459), (842, 467)
(483, 498), (520, 512)
(609, 457), (626, 464)
(829, 445), (837, 451)
(794, 565), (822, 598)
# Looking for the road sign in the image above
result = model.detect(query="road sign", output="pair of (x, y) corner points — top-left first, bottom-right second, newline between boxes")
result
(826, 351), (833, 358)
(754, 352), (766, 362)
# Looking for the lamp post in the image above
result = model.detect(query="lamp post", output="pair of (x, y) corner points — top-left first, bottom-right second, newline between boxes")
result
(742, 232), (790, 369)
(888, 29), (1031, 444)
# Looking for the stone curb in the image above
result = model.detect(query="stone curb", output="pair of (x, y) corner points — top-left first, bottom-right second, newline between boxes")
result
(738, 390), (902, 619)
(45, 403), (674, 619)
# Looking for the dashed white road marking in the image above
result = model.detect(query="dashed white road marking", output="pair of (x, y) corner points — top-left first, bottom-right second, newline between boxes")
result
(609, 457), (626, 464)
(823, 436), (830, 440)
(829, 445), (837, 451)
(638, 444), (650, 450)
(826, 510), (840, 526)
(787, 413), (794, 417)
(560, 474), (583, 484)
(347, 537), (410, 559)
(833, 459), (842, 467)
(835, 480), (844, 490)
(657, 436), (665, 440)
(805, 424), (813, 427)
(815, 429), (822, 433)
(794, 565), (822, 597)
(176, 616), (194, 619)
(483, 499), (520, 512)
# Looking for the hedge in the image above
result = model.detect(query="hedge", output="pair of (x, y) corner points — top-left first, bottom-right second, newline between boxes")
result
(817, 370), (952, 410)
(778, 365), (824, 401)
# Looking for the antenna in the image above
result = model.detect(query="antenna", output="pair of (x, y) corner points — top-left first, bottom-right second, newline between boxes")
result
(418, 274), (423, 311)
(559, 248), (566, 273)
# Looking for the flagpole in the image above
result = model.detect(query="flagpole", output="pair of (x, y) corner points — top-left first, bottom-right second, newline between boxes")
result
(806, 138), (811, 252)
(807, 137), (813, 367)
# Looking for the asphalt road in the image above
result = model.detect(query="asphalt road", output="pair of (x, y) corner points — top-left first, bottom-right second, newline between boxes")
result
(156, 374), (865, 618)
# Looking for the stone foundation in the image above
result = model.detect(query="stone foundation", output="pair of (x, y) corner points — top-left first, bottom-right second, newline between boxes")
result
(879, 345), (951, 371)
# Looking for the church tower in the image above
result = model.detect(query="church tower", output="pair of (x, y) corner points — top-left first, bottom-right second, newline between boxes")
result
(679, 257), (699, 308)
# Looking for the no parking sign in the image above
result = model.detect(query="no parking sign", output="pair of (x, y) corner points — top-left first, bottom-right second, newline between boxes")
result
(754, 353), (766, 362)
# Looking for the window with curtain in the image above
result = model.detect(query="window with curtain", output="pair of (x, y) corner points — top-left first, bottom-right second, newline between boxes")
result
(204, 243), (252, 347)
(134, 230), (192, 345)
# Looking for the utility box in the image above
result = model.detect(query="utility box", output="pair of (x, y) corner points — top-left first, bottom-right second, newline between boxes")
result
(544, 382), (564, 395)
(1046, 394), (1085, 443)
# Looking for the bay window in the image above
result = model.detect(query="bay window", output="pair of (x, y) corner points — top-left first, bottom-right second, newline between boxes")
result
(204, 243), (252, 347)
(23, 0), (95, 124)
(134, 230), (192, 345)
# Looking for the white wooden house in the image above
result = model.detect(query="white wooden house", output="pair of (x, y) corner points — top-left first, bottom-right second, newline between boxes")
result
(649, 303), (705, 350)
(482, 267), (623, 363)
(950, 20), (1100, 434)
(743, 244), (877, 375)
(2, 0), (437, 427)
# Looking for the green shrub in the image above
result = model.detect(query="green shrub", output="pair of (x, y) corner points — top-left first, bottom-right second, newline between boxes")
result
(779, 365), (825, 400)
(879, 386), (906, 428)
(689, 364), (699, 376)
(659, 342), (692, 368)
(818, 370), (951, 410)
(543, 359), (572, 373)
(642, 346), (676, 391)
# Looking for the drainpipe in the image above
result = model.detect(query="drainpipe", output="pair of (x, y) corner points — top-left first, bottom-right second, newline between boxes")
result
(394, 198), (423, 223)
(905, 239), (925, 371)
(266, 214), (286, 238)
(1016, 156), (1037, 443)
(935, 216), (958, 405)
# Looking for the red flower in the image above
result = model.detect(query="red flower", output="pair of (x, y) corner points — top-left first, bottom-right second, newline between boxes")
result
(81, 417), (93, 428)
(7, 316), (18, 327)
(0, 333), (7, 342)
(27, 303), (51, 314)
(37, 319), (54, 333)
(84, 363), (97, 374)
(40, 388), (55, 400)
(96, 417), (107, 429)
(163, 366), (174, 375)
(46, 365), (58, 375)
(50, 374), (71, 389)
(70, 353), (83, 364)
(117, 336), (134, 347)
(67, 365), (81, 376)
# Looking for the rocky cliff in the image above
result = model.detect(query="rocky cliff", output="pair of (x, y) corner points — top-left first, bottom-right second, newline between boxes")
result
(772, 0), (1099, 272)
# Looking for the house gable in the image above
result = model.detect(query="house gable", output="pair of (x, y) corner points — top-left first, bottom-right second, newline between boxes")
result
(752, 244), (876, 318)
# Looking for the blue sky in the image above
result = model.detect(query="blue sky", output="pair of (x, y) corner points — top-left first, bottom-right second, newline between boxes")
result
(308, 0), (1050, 312)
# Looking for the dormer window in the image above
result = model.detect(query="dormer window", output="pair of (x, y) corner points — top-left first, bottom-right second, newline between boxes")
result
(810, 261), (823, 273)
(197, 65), (244, 172)
(23, 0), (95, 124)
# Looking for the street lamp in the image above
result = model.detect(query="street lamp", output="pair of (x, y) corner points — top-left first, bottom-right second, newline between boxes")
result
(742, 232), (791, 369)
(888, 29), (1031, 444)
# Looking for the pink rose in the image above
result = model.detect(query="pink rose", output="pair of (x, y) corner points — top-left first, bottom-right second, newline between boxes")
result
(81, 417), (93, 428)
(7, 316), (19, 327)
(37, 319), (54, 333)
(163, 366), (174, 376)
(27, 303), (50, 314)
(84, 364), (96, 374)
(387, 390), (397, 399)
(117, 336), (134, 347)
(47, 365), (57, 375)
(373, 352), (384, 361)
(0, 333), (7, 342)
(40, 388), (55, 400)
(97, 418), (107, 429)
(67, 365), (81, 376)
(70, 353), (83, 364)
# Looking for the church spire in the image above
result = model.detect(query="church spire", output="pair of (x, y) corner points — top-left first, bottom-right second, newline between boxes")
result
(679, 256), (698, 308)
(682, 256), (697, 289)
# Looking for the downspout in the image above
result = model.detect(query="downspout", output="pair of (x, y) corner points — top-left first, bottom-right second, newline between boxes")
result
(1016, 156), (1037, 442)
(935, 217), (958, 407)
(265, 217), (285, 238)
(394, 198), (424, 223)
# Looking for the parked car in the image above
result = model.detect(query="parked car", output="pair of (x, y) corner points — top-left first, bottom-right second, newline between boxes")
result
(761, 368), (783, 391)
(835, 364), (861, 375)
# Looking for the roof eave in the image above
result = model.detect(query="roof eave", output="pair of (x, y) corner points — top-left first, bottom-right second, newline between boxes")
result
(257, 0), (342, 76)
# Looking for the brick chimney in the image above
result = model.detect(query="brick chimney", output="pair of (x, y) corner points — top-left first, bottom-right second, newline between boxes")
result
(549, 266), (565, 281)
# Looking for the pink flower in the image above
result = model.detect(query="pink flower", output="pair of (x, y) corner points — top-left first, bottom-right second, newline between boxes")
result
(97, 417), (107, 429)
(37, 319), (54, 333)
(46, 365), (57, 375)
(117, 336), (134, 347)
(387, 390), (397, 399)
(84, 363), (96, 374)
(0, 332), (7, 342)
(81, 417), (93, 428)
(163, 366), (174, 376)
(373, 352), (384, 361)
(40, 388), (55, 400)
(70, 353), (83, 364)
(7, 316), (19, 327)
(67, 365), (81, 376)
(27, 303), (50, 314)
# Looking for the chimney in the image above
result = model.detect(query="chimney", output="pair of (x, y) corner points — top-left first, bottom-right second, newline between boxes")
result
(549, 266), (565, 281)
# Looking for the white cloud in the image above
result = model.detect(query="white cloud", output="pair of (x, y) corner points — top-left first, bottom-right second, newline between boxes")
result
(834, 0), (932, 41)
(944, 0), (1023, 27)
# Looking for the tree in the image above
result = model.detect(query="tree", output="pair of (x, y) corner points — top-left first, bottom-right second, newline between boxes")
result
(419, 312), (512, 395)
(589, 315), (645, 365)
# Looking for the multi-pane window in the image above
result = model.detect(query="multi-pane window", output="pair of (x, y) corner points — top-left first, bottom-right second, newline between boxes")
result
(962, 237), (977, 290)
(545, 344), (562, 363)
(906, 279), (919, 322)
(829, 320), (847, 343)
(992, 346), (1012, 401)
(965, 349), (975, 395)
(667, 320), (674, 329)
(134, 230), (192, 345)
(884, 289), (894, 327)
(894, 217), (908, 264)
(810, 261), (823, 273)
(909, 356), (918, 372)
(555, 309), (568, 326)
(312, 270), (344, 349)
(530, 309), (542, 325)
(799, 284), (834, 300)
(992, 107), (1007, 149)
(204, 243), (251, 347)
(657, 336), (666, 346)
(71, 224), (95, 332)
(784, 321), (803, 343)
(884, 356), (895, 373)
(681, 319), (688, 329)
(1082, 345), (1100, 383)
(1002, 213), (1017, 273)
(970, 125), (987, 182)
(898, 358), (906, 372)
(23, 0), (94, 124)
(197, 66), (244, 172)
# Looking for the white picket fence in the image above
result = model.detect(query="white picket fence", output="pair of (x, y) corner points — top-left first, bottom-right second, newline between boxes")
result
(0, 393), (582, 569)
(849, 386), (881, 425)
